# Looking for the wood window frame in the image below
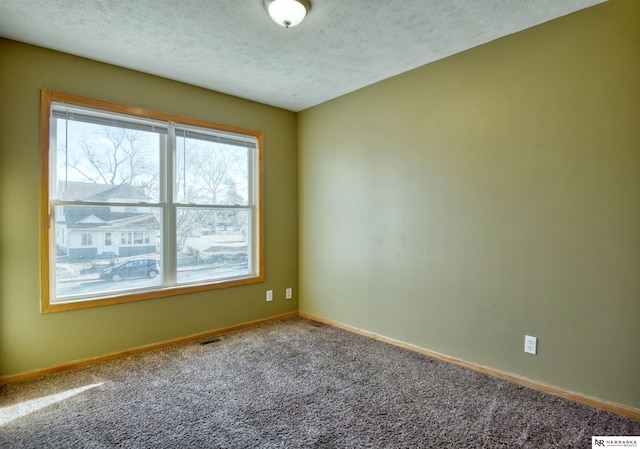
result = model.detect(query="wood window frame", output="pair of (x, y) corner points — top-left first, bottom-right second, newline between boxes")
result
(40, 90), (264, 313)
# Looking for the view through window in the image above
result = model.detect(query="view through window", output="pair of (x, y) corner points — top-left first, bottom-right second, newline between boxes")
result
(41, 90), (263, 311)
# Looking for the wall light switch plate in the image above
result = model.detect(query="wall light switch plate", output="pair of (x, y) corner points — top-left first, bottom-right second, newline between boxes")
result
(524, 335), (537, 355)
(266, 290), (273, 302)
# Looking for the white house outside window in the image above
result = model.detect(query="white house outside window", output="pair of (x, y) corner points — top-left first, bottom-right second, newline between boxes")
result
(40, 90), (264, 312)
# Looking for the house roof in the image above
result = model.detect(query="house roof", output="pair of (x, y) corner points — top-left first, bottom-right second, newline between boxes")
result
(107, 214), (160, 231)
(58, 182), (158, 231)
(57, 182), (113, 201)
(62, 206), (159, 231)
(85, 184), (152, 202)
(57, 182), (151, 202)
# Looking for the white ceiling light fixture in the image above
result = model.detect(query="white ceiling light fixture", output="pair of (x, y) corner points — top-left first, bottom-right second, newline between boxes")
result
(264, 0), (310, 28)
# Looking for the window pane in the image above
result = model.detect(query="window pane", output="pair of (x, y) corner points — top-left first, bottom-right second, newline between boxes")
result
(54, 119), (161, 203)
(176, 208), (250, 284)
(175, 134), (249, 206)
(54, 205), (162, 299)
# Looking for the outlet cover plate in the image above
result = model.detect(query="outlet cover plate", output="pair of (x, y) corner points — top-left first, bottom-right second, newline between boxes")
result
(524, 335), (537, 355)
(286, 288), (292, 299)
(266, 290), (273, 302)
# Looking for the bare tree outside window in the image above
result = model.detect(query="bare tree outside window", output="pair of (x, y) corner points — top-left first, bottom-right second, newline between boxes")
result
(57, 122), (160, 201)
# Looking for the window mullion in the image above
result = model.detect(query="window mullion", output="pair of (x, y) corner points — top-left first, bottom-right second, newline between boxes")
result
(249, 146), (259, 276)
(162, 126), (177, 286)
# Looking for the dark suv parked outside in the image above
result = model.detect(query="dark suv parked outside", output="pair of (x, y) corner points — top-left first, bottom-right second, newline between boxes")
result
(100, 259), (160, 282)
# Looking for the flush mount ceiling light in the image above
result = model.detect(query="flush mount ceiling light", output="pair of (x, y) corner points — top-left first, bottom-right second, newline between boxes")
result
(264, 0), (310, 28)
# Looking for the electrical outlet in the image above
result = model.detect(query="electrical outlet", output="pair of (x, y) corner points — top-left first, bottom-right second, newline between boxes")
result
(266, 290), (273, 302)
(524, 335), (537, 355)
(285, 288), (292, 299)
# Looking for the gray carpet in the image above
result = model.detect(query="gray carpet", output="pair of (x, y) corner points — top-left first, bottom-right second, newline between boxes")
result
(1, 317), (638, 448)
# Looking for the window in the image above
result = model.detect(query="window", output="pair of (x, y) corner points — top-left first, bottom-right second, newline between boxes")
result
(40, 90), (263, 312)
(119, 232), (150, 246)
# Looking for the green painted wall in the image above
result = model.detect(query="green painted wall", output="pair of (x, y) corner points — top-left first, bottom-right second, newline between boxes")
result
(298, 0), (640, 408)
(0, 40), (298, 376)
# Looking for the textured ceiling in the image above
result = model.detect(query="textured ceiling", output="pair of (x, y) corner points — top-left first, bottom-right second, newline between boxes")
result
(0, 0), (606, 111)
